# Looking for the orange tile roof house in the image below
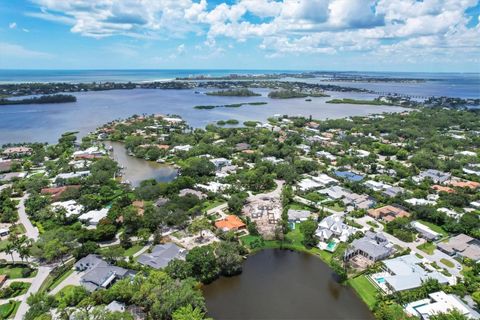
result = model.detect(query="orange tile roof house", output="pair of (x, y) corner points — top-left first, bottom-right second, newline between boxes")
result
(448, 180), (480, 189)
(368, 205), (410, 222)
(41, 185), (81, 201)
(432, 185), (455, 194)
(215, 215), (246, 231)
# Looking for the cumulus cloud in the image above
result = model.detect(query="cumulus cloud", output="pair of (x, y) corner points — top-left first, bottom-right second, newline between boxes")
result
(26, 0), (480, 62)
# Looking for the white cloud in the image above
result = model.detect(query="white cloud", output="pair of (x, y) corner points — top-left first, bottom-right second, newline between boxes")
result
(25, 0), (480, 62)
(0, 42), (53, 59)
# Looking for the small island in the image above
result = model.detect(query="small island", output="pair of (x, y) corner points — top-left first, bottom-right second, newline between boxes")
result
(268, 90), (329, 99)
(326, 98), (394, 106)
(194, 102), (267, 109)
(0, 94), (77, 105)
(217, 119), (239, 125)
(205, 88), (261, 97)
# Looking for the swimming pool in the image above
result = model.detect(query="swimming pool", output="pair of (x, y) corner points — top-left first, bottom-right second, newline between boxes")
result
(376, 277), (385, 284)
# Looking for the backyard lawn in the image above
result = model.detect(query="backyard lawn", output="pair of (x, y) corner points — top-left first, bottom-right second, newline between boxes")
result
(417, 220), (448, 236)
(0, 264), (36, 279)
(417, 242), (435, 255)
(348, 275), (379, 309)
(123, 243), (144, 256)
(241, 228), (334, 264)
(325, 203), (344, 212)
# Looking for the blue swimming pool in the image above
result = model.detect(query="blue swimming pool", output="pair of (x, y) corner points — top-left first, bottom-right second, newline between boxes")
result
(376, 277), (385, 284)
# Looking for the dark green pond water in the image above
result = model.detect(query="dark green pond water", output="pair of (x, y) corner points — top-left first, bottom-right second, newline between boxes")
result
(203, 249), (374, 320)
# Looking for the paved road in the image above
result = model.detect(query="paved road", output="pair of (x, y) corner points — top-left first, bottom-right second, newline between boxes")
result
(355, 216), (462, 278)
(15, 266), (51, 320)
(16, 194), (39, 241)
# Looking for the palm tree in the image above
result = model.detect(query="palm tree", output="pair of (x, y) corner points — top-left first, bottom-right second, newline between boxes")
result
(4, 242), (15, 263)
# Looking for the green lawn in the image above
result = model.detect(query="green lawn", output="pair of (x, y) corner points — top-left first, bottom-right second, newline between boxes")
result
(203, 200), (225, 212)
(123, 244), (144, 257)
(348, 275), (379, 309)
(0, 265), (36, 279)
(288, 203), (313, 211)
(0, 301), (19, 319)
(0, 240), (9, 252)
(440, 258), (454, 268)
(325, 203), (344, 212)
(241, 228), (334, 264)
(417, 242), (435, 255)
(417, 220), (448, 236)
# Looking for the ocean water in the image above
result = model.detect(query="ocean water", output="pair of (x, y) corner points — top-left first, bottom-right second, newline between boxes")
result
(0, 70), (478, 99)
(0, 69), (301, 84)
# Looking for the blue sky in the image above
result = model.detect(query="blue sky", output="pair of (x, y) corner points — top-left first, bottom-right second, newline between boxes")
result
(1, 0), (479, 72)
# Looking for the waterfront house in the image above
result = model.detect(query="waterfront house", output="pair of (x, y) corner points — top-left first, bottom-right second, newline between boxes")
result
(344, 231), (393, 265)
(2, 146), (32, 158)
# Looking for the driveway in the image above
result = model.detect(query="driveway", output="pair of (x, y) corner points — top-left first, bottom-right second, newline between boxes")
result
(49, 270), (82, 296)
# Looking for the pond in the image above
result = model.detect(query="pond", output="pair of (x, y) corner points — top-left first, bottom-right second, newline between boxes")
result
(203, 249), (374, 320)
(104, 141), (177, 187)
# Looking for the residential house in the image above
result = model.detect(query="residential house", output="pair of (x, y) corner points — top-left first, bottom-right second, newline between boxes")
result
(411, 221), (441, 241)
(0, 160), (12, 173)
(79, 208), (109, 226)
(137, 243), (187, 269)
(316, 213), (357, 242)
(287, 209), (312, 223)
(334, 170), (365, 182)
(344, 231), (393, 263)
(437, 234), (480, 262)
(178, 188), (207, 199)
(210, 158), (232, 170)
(51, 200), (84, 218)
(41, 185), (81, 201)
(2, 146), (32, 158)
(380, 255), (449, 292)
(368, 205), (410, 222)
(414, 170), (451, 184)
(75, 254), (135, 292)
(405, 291), (477, 320)
(214, 215), (246, 232)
